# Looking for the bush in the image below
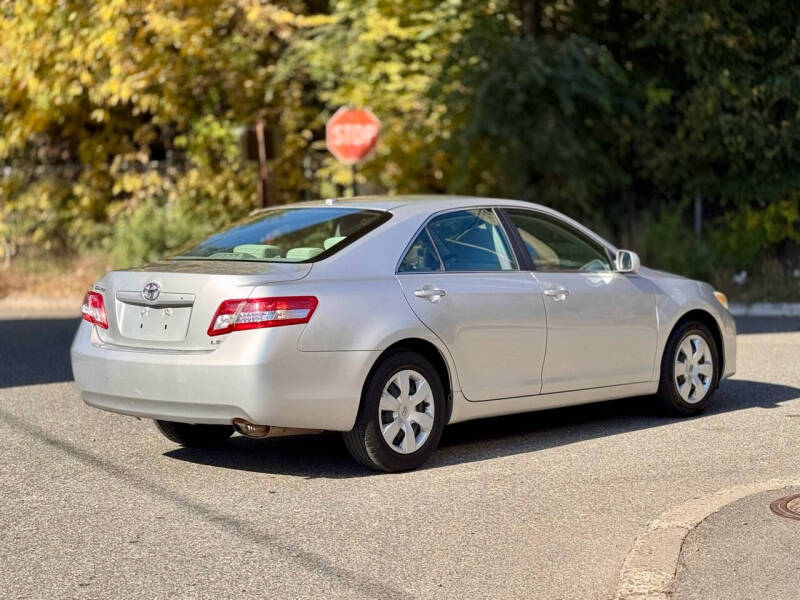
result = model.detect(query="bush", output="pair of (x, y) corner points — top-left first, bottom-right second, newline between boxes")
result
(107, 198), (224, 268)
(707, 197), (800, 272)
(639, 203), (713, 281)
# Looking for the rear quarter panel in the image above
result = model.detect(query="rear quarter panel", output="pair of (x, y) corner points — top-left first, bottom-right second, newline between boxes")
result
(251, 209), (462, 390)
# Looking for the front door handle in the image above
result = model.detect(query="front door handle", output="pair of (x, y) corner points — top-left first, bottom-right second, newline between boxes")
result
(414, 285), (447, 303)
(543, 287), (570, 301)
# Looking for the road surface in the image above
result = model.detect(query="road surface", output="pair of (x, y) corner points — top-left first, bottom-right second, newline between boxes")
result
(1, 316), (798, 599)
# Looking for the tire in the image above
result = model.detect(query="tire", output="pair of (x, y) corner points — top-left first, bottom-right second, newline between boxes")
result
(343, 351), (446, 472)
(656, 320), (720, 416)
(154, 420), (235, 447)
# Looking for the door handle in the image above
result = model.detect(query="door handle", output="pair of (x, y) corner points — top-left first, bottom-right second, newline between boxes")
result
(414, 286), (447, 303)
(543, 287), (570, 301)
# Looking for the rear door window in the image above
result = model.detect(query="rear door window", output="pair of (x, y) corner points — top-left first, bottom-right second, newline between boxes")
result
(425, 209), (518, 271)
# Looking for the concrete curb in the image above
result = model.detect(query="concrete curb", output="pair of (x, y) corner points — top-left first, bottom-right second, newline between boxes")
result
(614, 476), (800, 600)
(729, 302), (800, 317)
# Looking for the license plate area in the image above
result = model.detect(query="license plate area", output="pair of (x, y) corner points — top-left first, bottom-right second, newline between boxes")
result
(117, 302), (193, 342)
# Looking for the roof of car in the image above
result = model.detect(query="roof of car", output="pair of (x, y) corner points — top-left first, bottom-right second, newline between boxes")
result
(251, 194), (618, 258)
(269, 195), (550, 215)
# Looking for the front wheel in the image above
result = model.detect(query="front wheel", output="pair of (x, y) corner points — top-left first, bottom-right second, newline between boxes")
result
(343, 351), (446, 472)
(656, 321), (720, 416)
(154, 420), (235, 447)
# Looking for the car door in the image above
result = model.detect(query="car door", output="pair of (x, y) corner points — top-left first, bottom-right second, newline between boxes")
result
(396, 208), (547, 401)
(503, 208), (658, 394)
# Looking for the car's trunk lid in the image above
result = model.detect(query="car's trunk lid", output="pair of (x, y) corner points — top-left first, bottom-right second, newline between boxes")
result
(95, 260), (311, 351)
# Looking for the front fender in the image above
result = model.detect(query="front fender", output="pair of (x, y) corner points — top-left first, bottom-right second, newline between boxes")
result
(650, 278), (736, 380)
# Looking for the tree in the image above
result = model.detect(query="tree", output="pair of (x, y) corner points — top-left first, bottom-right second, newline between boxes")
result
(0, 0), (315, 263)
(630, 0), (800, 212)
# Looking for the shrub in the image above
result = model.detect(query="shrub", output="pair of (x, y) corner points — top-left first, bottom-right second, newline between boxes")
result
(638, 203), (712, 281)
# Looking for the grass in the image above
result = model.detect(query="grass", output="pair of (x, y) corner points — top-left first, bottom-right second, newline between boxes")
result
(0, 254), (108, 300)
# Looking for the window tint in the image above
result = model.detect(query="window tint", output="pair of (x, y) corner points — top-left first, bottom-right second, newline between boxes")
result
(425, 209), (517, 272)
(506, 209), (611, 272)
(399, 230), (443, 272)
(170, 207), (388, 263)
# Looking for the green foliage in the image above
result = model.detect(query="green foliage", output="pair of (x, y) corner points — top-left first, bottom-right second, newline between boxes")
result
(638, 196), (800, 297)
(708, 196), (800, 271)
(0, 0), (308, 262)
(630, 0), (800, 208)
(271, 0), (496, 197)
(639, 204), (713, 281)
(441, 33), (631, 216)
(107, 197), (217, 268)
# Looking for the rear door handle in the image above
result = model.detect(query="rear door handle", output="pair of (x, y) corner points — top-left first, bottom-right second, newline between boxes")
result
(543, 287), (570, 301)
(414, 286), (447, 303)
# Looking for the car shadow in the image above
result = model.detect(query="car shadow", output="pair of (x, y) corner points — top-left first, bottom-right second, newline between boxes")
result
(164, 432), (370, 479)
(164, 378), (799, 478)
(0, 318), (79, 388)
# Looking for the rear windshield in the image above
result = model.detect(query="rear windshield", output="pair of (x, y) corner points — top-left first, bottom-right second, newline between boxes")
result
(170, 207), (390, 263)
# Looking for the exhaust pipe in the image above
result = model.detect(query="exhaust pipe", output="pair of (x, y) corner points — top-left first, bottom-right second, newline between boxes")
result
(232, 418), (322, 439)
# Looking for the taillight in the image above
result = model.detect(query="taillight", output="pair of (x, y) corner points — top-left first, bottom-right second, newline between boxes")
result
(81, 291), (108, 329)
(207, 296), (318, 336)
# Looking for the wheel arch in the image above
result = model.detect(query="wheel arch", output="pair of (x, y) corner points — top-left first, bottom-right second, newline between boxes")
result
(364, 338), (454, 425)
(667, 309), (725, 384)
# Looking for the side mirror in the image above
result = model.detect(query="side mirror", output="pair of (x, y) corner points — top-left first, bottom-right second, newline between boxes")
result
(615, 249), (640, 273)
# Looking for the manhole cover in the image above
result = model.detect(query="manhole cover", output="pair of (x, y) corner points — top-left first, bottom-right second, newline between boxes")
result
(770, 493), (800, 521)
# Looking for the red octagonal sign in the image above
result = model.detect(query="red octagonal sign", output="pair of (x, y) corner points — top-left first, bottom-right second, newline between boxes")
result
(326, 107), (381, 165)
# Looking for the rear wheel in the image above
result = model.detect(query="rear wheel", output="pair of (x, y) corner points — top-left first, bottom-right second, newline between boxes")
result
(343, 351), (446, 472)
(154, 420), (234, 447)
(656, 321), (720, 416)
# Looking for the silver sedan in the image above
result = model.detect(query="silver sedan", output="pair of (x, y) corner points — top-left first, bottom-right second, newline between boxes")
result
(71, 196), (736, 471)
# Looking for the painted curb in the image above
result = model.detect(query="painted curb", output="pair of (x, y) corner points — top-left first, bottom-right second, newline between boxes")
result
(729, 302), (800, 317)
(614, 476), (800, 600)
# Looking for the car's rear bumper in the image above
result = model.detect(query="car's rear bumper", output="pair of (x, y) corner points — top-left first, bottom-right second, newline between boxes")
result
(70, 321), (378, 430)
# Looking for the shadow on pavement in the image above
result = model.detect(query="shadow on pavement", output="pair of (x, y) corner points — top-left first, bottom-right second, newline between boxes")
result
(433, 378), (799, 468)
(0, 318), (79, 388)
(165, 433), (369, 479)
(165, 378), (800, 477)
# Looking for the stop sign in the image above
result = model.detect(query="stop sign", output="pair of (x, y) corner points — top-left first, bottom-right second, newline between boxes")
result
(325, 107), (381, 165)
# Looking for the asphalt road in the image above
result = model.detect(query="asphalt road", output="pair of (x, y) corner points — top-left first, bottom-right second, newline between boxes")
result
(1, 316), (799, 599)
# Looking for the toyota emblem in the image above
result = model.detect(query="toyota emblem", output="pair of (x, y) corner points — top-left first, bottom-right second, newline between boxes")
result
(142, 282), (161, 302)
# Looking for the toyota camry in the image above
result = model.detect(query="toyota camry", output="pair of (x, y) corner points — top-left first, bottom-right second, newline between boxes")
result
(71, 196), (736, 471)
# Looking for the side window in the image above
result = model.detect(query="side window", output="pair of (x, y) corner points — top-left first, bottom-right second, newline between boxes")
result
(506, 209), (611, 272)
(426, 209), (518, 271)
(398, 230), (443, 272)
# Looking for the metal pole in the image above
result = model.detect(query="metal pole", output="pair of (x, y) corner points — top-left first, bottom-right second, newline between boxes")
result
(351, 163), (358, 197)
(255, 120), (270, 208)
(694, 193), (703, 238)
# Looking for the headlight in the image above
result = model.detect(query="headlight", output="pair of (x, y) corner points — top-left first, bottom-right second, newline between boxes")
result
(713, 290), (729, 310)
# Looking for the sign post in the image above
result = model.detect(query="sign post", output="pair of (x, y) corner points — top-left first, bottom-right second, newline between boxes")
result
(325, 107), (381, 196)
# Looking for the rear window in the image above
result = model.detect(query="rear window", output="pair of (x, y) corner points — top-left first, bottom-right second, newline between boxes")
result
(170, 207), (390, 263)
